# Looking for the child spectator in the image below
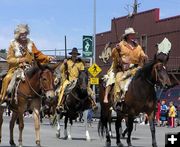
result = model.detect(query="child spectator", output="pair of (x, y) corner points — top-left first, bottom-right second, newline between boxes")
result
(168, 101), (176, 128)
(160, 100), (168, 126)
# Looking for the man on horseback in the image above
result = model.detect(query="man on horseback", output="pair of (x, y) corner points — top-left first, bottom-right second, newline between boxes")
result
(103, 46), (121, 104)
(56, 47), (97, 111)
(114, 28), (148, 103)
(103, 27), (148, 107)
(0, 24), (54, 104)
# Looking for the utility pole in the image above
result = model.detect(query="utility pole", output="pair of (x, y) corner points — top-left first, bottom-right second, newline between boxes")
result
(64, 36), (67, 58)
(93, 0), (96, 64)
(133, 0), (141, 14)
(93, 0), (96, 98)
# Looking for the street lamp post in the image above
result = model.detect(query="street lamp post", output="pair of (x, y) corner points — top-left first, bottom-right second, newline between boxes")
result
(93, 0), (96, 64)
(93, 0), (96, 97)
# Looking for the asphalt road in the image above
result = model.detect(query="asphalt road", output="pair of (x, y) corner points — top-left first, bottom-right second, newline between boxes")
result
(0, 116), (179, 147)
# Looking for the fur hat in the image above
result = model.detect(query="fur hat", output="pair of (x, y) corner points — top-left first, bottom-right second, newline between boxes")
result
(14, 24), (30, 40)
(69, 47), (80, 55)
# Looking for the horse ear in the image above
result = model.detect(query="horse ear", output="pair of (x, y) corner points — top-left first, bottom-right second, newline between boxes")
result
(48, 62), (61, 71)
(35, 60), (46, 70)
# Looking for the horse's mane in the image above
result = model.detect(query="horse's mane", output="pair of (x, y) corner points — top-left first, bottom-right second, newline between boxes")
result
(134, 61), (156, 80)
(25, 63), (53, 78)
(25, 66), (40, 78)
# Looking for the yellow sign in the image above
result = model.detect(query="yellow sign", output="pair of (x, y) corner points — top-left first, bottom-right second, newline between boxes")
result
(88, 63), (102, 77)
(90, 77), (99, 85)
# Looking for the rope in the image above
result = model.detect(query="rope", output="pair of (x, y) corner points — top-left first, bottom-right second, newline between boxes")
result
(24, 71), (43, 98)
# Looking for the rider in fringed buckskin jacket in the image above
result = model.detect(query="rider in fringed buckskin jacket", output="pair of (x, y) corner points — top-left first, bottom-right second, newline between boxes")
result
(0, 24), (54, 104)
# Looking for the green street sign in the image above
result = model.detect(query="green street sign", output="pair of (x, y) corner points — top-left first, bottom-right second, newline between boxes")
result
(83, 35), (93, 57)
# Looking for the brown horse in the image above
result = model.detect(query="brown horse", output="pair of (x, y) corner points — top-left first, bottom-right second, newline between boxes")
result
(0, 63), (56, 147)
(98, 78), (114, 143)
(100, 60), (171, 147)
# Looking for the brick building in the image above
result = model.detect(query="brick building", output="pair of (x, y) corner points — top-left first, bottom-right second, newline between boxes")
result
(96, 8), (180, 84)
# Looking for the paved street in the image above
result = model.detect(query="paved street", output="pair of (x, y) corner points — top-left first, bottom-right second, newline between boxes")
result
(0, 116), (179, 147)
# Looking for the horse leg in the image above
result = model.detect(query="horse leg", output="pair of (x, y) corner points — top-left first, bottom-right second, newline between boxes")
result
(40, 110), (43, 123)
(68, 118), (72, 140)
(149, 112), (158, 147)
(126, 116), (134, 147)
(0, 106), (4, 144)
(18, 113), (24, 147)
(9, 111), (18, 146)
(105, 121), (111, 147)
(56, 113), (61, 138)
(115, 114), (123, 147)
(98, 116), (111, 147)
(83, 110), (91, 141)
(108, 121), (113, 137)
(64, 115), (68, 139)
(33, 107), (41, 147)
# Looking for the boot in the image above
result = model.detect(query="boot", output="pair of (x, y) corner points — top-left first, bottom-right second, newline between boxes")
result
(114, 99), (125, 112)
(56, 96), (66, 113)
(89, 96), (98, 111)
(103, 86), (111, 103)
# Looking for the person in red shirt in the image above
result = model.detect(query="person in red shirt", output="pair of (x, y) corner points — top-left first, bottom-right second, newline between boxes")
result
(155, 100), (161, 126)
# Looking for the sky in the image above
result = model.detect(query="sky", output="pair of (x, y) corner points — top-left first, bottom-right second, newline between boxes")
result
(0, 0), (180, 56)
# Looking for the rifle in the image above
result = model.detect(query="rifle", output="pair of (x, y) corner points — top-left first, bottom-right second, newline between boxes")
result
(64, 36), (69, 80)
(113, 19), (124, 72)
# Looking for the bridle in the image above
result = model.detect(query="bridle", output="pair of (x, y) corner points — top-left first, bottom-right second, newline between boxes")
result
(39, 69), (54, 93)
(18, 68), (54, 99)
(153, 62), (167, 87)
(146, 62), (166, 87)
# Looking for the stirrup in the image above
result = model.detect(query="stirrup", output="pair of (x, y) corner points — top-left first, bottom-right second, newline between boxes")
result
(92, 105), (98, 111)
(58, 105), (64, 110)
(114, 101), (124, 111)
(56, 105), (66, 113)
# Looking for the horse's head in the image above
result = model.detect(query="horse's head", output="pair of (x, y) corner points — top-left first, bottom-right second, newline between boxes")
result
(39, 66), (55, 101)
(77, 70), (89, 93)
(152, 62), (171, 88)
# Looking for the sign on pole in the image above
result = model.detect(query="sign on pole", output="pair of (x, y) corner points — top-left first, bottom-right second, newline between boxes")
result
(90, 77), (99, 85)
(83, 35), (93, 57)
(88, 63), (102, 77)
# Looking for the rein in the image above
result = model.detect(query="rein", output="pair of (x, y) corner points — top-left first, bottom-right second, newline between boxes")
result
(145, 63), (160, 86)
(39, 70), (54, 92)
(18, 69), (49, 99)
(24, 71), (43, 98)
(69, 86), (89, 102)
(69, 90), (81, 101)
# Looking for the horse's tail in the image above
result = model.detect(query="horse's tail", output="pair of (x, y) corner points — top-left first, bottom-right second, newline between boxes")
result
(98, 119), (104, 137)
(98, 103), (112, 137)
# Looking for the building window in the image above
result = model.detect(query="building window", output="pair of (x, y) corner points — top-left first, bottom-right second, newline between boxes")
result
(140, 34), (147, 53)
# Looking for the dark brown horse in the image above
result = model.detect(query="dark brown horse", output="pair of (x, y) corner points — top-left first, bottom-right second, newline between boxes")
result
(56, 70), (93, 140)
(0, 63), (56, 147)
(101, 59), (171, 147)
(98, 78), (114, 144)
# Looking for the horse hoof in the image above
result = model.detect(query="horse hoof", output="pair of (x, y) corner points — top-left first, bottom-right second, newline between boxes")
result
(86, 137), (91, 142)
(9, 140), (16, 146)
(18, 144), (23, 147)
(117, 142), (124, 147)
(106, 141), (111, 147)
(68, 136), (72, 140)
(56, 132), (60, 138)
(128, 142), (133, 147)
(152, 144), (158, 147)
(36, 140), (41, 147)
(64, 136), (68, 140)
